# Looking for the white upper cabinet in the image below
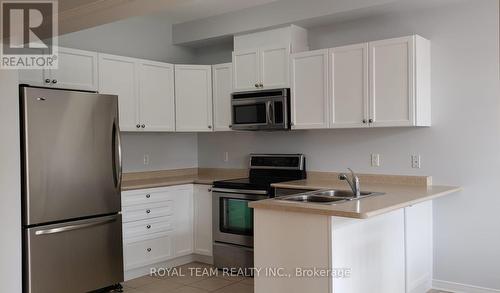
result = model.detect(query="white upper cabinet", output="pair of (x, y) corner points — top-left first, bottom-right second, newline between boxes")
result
(290, 49), (329, 129)
(99, 54), (176, 132)
(19, 47), (98, 91)
(138, 61), (175, 132)
(175, 65), (213, 132)
(291, 35), (430, 130)
(232, 25), (308, 92)
(369, 35), (431, 127)
(330, 43), (369, 128)
(50, 48), (98, 91)
(233, 49), (260, 91)
(233, 46), (290, 91)
(99, 54), (138, 131)
(260, 45), (290, 89)
(212, 63), (233, 131)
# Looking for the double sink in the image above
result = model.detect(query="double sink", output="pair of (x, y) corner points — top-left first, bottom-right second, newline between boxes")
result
(277, 189), (384, 205)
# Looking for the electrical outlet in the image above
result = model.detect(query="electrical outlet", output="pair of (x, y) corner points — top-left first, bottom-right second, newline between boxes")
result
(371, 153), (380, 167)
(224, 152), (229, 162)
(411, 154), (421, 168)
(144, 154), (150, 165)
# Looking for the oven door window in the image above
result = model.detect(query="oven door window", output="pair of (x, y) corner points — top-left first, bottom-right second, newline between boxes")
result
(233, 103), (267, 124)
(220, 198), (254, 236)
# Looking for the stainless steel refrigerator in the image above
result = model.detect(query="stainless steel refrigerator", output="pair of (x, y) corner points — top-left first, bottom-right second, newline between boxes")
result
(20, 86), (124, 293)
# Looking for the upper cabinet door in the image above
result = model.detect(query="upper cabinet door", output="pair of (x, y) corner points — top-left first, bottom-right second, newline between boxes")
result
(369, 36), (415, 127)
(99, 54), (139, 132)
(290, 49), (329, 129)
(50, 47), (98, 91)
(212, 63), (233, 131)
(138, 61), (175, 132)
(260, 45), (290, 89)
(232, 49), (260, 91)
(330, 43), (369, 128)
(175, 65), (213, 132)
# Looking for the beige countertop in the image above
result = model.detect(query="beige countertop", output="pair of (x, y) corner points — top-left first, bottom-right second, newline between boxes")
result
(249, 176), (461, 219)
(121, 168), (247, 191)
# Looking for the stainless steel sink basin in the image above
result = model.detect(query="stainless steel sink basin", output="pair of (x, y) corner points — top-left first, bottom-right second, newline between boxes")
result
(277, 189), (384, 205)
(279, 194), (348, 203)
(313, 190), (372, 198)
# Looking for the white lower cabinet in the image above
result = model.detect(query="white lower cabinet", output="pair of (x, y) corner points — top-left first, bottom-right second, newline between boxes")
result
(122, 185), (194, 271)
(193, 185), (213, 256)
(121, 184), (213, 272)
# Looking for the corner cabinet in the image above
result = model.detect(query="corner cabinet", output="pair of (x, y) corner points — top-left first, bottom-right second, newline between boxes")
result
(233, 45), (290, 91)
(19, 47), (98, 91)
(212, 63), (233, 131)
(290, 49), (329, 129)
(98, 54), (175, 132)
(175, 65), (213, 132)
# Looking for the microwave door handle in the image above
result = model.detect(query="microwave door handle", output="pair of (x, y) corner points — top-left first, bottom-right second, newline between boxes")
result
(269, 101), (274, 123)
(266, 101), (272, 124)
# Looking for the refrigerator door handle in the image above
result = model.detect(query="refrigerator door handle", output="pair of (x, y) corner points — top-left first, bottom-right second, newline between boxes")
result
(35, 216), (118, 236)
(112, 119), (123, 190)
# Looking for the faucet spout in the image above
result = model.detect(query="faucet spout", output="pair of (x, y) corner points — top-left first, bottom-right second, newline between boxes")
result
(338, 168), (361, 198)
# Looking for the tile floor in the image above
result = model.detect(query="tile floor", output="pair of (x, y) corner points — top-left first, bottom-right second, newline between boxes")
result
(122, 262), (254, 293)
(123, 262), (451, 293)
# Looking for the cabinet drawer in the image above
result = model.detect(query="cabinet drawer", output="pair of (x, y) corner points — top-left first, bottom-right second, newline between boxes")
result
(122, 201), (173, 223)
(121, 186), (192, 207)
(123, 216), (173, 241)
(124, 234), (173, 270)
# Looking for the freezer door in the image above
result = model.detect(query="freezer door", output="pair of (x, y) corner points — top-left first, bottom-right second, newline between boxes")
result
(24, 214), (124, 293)
(21, 87), (122, 225)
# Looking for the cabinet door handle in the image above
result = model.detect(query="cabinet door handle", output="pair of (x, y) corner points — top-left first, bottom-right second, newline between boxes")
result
(254, 83), (259, 88)
(146, 194), (151, 198)
(44, 79), (51, 84)
(208, 188), (212, 192)
(369, 119), (373, 123)
(147, 248), (152, 252)
(146, 209), (151, 214)
(363, 119), (367, 124)
(52, 79), (57, 84)
(259, 83), (264, 88)
(136, 124), (141, 128)
(141, 124), (145, 128)
(208, 125), (212, 129)
(146, 225), (151, 229)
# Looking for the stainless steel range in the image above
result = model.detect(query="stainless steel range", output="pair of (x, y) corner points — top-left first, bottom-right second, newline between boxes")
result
(212, 154), (306, 270)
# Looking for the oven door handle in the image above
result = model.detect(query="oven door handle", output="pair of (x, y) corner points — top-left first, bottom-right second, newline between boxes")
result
(211, 187), (268, 195)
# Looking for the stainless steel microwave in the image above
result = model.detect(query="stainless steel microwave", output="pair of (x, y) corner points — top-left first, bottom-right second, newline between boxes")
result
(231, 88), (290, 131)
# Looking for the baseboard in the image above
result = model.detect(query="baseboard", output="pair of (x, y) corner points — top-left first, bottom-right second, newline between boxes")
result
(124, 254), (214, 281)
(409, 273), (432, 293)
(433, 279), (500, 293)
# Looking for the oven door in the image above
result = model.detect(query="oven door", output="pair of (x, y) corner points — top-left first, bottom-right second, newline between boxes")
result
(212, 188), (268, 247)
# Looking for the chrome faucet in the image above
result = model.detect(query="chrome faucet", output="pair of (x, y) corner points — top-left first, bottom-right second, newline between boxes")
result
(338, 168), (361, 198)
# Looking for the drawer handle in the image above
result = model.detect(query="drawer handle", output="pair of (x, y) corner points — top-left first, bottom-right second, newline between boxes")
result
(146, 194), (151, 199)
(146, 225), (151, 229)
(146, 209), (151, 214)
(147, 248), (152, 252)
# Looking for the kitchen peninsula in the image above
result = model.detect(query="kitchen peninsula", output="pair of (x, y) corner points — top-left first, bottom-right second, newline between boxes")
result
(250, 173), (461, 293)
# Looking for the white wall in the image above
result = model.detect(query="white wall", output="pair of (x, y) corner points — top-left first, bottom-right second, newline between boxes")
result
(198, 0), (500, 290)
(0, 71), (22, 292)
(59, 15), (196, 64)
(122, 133), (198, 172)
(59, 16), (200, 172)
